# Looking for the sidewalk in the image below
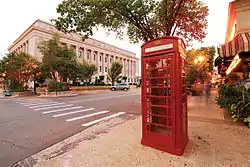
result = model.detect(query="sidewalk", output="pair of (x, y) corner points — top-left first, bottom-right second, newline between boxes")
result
(16, 94), (250, 167)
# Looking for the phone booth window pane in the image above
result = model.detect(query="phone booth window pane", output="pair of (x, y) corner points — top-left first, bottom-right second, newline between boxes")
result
(146, 61), (150, 69)
(151, 88), (170, 96)
(149, 97), (167, 105)
(149, 78), (166, 87)
(150, 68), (168, 78)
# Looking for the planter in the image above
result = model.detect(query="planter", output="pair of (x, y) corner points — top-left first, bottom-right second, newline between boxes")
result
(11, 91), (36, 97)
(222, 108), (248, 126)
(47, 91), (78, 96)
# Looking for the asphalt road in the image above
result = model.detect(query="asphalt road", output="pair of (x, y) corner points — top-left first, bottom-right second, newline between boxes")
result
(0, 88), (141, 167)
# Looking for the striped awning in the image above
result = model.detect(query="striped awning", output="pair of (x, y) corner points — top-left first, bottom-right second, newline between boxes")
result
(217, 32), (250, 57)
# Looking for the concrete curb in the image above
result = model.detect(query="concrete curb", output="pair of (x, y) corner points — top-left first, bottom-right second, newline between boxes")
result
(39, 93), (79, 98)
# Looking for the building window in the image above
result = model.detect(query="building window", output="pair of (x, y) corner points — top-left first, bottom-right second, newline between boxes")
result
(94, 54), (96, 61)
(100, 55), (102, 62)
(110, 58), (112, 63)
(79, 51), (82, 58)
(87, 52), (90, 59)
(100, 66), (102, 72)
(105, 67), (107, 72)
(105, 56), (107, 63)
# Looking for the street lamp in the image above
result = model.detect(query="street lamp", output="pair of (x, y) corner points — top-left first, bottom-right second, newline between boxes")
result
(2, 73), (6, 90)
(194, 59), (198, 64)
(198, 56), (204, 62)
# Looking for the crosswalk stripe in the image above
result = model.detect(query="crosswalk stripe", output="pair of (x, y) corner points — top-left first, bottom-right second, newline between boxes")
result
(53, 108), (94, 117)
(42, 106), (84, 114)
(82, 112), (125, 127)
(29, 103), (65, 108)
(24, 101), (58, 106)
(16, 99), (41, 102)
(17, 99), (49, 103)
(66, 110), (110, 122)
(34, 104), (73, 111)
(19, 100), (52, 105)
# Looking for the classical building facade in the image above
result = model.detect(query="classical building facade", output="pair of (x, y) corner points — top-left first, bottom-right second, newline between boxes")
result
(8, 20), (139, 84)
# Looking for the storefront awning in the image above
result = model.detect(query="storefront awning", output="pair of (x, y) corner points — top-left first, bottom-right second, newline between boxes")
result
(217, 32), (250, 57)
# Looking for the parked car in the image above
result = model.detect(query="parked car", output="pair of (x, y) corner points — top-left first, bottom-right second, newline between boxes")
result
(111, 83), (130, 91)
(3, 90), (12, 96)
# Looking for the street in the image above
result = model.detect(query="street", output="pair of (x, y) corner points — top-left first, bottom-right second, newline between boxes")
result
(0, 89), (141, 167)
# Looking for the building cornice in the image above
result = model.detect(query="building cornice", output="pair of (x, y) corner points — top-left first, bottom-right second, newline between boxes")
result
(8, 19), (139, 60)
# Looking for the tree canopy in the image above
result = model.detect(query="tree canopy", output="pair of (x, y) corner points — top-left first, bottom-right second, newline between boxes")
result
(108, 61), (123, 85)
(186, 46), (215, 84)
(38, 34), (79, 82)
(54, 0), (208, 44)
(0, 52), (39, 90)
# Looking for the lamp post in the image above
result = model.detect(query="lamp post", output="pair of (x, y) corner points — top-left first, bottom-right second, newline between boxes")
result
(55, 71), (59, 97)
(2, 73), (6, 90)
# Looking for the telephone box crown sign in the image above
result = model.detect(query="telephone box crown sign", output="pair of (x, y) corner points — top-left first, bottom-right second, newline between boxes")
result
(145, 43), (173, 53)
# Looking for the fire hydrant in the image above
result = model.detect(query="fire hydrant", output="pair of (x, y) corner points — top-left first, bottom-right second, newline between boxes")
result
(44, 89), (48, 96)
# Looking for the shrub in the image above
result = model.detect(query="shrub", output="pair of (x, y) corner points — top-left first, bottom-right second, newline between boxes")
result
(48, 81), (69, 92)
(9, 79), (24, 92)
(216, 84), (250, 126)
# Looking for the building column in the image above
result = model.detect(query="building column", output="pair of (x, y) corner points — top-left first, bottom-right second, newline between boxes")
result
(83, 48), (87, 61)
(127, 60), (130, 78)
(134, 61), (136, 77)
(123, 59), (126, 76)
(107, 54), (110, 73)
(25, 42), (27, 53)
(96, 52), (100, 76)
(76, 46), (80, 62)
(131, 60), (133, 79)
(102, 53), (104, 75)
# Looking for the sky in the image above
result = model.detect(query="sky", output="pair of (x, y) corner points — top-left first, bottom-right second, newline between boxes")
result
(0, 0), (232, 60)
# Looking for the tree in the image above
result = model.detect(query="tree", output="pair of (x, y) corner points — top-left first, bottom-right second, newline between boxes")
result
(38, 34), (78, 82)
(99, 75), (105, 84)
(186, 46), (215, 84)
(54, 0), (208, 44)
(75, 61), (97, 85)
(108, 62), (123, 85)
(122, 76), (128, 82)
(85, 64), (97, 84)
(0, 52), (39, 90)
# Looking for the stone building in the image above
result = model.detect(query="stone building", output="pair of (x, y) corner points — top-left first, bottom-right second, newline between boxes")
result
(8, 20), (140, 84)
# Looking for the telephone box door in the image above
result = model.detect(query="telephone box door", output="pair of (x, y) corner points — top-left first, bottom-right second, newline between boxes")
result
(141, 53), (175, 151)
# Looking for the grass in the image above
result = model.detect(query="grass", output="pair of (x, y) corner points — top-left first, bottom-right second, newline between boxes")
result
(71, 85), (110, 91)
(36, 85), (111, 93)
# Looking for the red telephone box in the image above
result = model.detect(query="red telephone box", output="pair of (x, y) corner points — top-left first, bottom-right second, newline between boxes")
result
(141, 36), (188, 156)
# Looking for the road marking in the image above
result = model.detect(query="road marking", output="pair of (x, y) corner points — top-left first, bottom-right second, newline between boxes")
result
(24, 101), (58, 106)
(66, 110), (110, 122)
(29, 103), (65, 108)
(34, 104), (73, 111)
(16, 99), (44, 102)
(71, 93), (140, 103)
(53, 108), (94, 117)
(18, 100), (52, 105)
(16, 99), (50, 103)
(82, 112), (125, 126)
(43, 106), (84, 114)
